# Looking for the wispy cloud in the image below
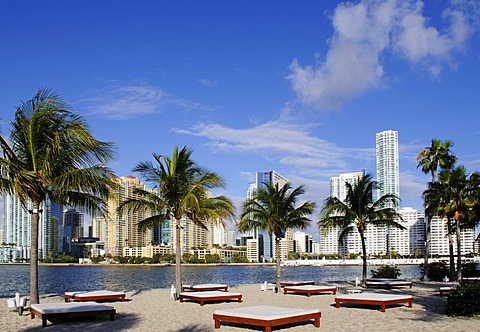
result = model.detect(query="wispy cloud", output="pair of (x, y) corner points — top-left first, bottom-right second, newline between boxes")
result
(173, 119), (375, 177)
(287, 0), (479, 110)
(78, 81), (213, 120)
(196, 78), (217, 87)
(175, 117), (432, 210)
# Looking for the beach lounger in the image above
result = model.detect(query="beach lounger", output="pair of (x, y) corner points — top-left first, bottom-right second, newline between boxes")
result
(335, 292), (413, 312)
(439, 286), (455, 296)
(64, 290), (126, 302)
(280, 280), (316, 287)
(283, 285), (337, 297)
(179, 290), (242, 306)
(213, 305), (321, 332)
(30, 302), (116, 327)
(181, 283), (228, 292)
(366, 278), (413, 289)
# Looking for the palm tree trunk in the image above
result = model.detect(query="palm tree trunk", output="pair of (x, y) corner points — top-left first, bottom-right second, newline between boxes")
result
(30, 202), (40, 304)
(360, 232), (367, 287)
(422, 214), (431, 281)
(275, 236), (281, 292)
(175, 217), (182, 299)
(455, 220), (462, 281)
(447, 218), (455, 281)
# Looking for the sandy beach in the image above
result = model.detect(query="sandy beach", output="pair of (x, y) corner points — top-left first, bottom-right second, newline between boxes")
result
(1, 280), (478, 332)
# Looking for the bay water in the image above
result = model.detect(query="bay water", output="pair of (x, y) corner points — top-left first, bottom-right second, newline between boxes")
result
(0, 264), (421, 298)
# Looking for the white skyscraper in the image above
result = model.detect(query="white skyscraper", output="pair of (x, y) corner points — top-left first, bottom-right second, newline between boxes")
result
(375, 130), (399, 208)
(321, 171), (365, 255)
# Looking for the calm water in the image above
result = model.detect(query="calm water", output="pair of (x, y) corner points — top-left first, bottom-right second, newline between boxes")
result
(0, 264), (421, 298)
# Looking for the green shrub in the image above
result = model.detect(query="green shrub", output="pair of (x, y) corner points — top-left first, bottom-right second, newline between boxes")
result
(445, 281), (480, 316)
(462, 262), (480, 277)
(371, 265), (401, 279)
(419, 261), (449, 281)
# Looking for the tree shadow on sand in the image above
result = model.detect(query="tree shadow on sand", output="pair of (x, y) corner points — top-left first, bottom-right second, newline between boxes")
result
(168, 324), (212, 332)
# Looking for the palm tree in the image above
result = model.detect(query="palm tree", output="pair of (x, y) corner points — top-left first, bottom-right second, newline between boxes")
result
(0, 88), (116, 304)
(417, 139), (457, 280)
(435, 166), (479, 280)
(117, 146), (235, 297)
(238, 182), (316, 291)
(318, 174), (404, 287)
(423, 178), (456, 280)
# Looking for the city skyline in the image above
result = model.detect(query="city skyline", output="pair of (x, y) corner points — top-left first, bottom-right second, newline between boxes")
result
(1, 1), (480, 239)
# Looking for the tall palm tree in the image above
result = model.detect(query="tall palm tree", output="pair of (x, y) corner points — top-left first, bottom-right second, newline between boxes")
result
(117, 146), (235, 297)
(318, 174), (404, 287)
(423, 178), (456, 280)
(238, 182), (316, 291)
(0, 88), (116, 304)
(435, 166), (479, 281)
(417, 139), (457, 280)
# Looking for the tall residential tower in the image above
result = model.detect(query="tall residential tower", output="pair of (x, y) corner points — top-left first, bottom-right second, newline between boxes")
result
(375, 130), (399, 208)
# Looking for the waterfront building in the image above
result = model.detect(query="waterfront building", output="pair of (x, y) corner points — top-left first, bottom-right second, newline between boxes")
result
(389, 207), (425, 256)
(430, 216), (475, 256)
(92, 176), (153, 256)
(245, 170), (288, 262)
(321, 171), (365, 255)
(1, 192), (62, 261)
(62, 208), (84, 253)
(190, 247), (247, 263)
(246, 239), (258, 262)
(375, 130), (399, 208)
(122, 244), (173, 258)
(293, 231), (314, 254)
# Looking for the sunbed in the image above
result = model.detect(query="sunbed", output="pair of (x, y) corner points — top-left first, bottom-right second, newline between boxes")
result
(280, 280), (316, 287)
(179, 290), (242, 306)
(365, 278), (413, 289)
(30, 302), (116, 327)
(283, 285), (337, 297)
(181, 283), (228, 292)
(64, 290), (126, 302)
(439, 286), (455, 296)
(335, 292), (413, 312)
(213, 305), (321, 331)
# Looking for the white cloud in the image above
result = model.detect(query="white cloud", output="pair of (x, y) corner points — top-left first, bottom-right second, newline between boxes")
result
(78, 81), (213, 120)
(173, 119), (375, 178)
(288, 0), (479, 110)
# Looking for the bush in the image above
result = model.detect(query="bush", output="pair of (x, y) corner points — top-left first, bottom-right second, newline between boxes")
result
(445, 281), (480, 316)
(419, 261), (449, 281)
(371, 265), (401, 279)
(462, 262), (480, 277)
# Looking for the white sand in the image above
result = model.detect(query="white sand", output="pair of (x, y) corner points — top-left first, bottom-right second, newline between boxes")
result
(1, 281), (478, 331)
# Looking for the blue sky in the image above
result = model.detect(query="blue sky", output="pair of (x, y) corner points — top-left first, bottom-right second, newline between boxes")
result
(1, 1), (480, 239)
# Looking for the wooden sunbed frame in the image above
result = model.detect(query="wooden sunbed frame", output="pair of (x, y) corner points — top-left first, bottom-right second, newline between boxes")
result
(283, 285), (337, 297)
(280, 281), (316, 287)
(64, 290), (126, 302)
(179, 291), (242, 306)
(181, 283), (229, 292)
(30, 302), (116, 327)
(213, 305), (321, 332)
(335, 293), (413, 312)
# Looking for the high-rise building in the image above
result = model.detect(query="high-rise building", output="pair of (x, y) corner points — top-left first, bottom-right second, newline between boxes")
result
(243, 170), (288, 262)
(1, 192), (62, 261)
(430, 216), (475, 256)
(62, 208), (84, 253)
(321, 171), (365, 255)
(375, 130), (399, 208)
(92, 176), (153, 256)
